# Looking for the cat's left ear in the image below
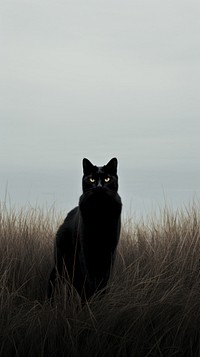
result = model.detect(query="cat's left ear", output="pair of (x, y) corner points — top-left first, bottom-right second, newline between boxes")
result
(82, 158), (94, 175)
(106, 158), (118, 174)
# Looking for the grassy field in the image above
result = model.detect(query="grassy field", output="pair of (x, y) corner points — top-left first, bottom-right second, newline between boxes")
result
(0, 201), (200, 356)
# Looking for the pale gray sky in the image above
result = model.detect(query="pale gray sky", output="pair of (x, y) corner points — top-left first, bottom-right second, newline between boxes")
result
(1, 0), (200, 215)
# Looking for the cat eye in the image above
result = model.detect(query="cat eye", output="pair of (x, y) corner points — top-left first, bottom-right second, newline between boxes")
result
(104, 177), (110, 182)
(89, 178), (95, 183)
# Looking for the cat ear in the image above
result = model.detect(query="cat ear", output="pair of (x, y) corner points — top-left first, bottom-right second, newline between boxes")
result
(82, 158), (94, 175)
(106, 158), (118, 174)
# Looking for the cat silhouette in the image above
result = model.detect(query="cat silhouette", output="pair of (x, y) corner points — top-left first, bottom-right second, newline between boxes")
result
(48, 158), (122, 301)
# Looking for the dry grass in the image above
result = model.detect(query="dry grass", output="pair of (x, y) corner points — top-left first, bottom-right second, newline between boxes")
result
(0, 201), (200, 356)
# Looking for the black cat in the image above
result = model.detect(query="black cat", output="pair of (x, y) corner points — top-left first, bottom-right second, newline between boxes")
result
(47, 158), (122, 301)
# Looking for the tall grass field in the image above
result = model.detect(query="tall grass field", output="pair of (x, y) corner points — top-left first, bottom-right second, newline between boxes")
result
(0, 201), (200, 356)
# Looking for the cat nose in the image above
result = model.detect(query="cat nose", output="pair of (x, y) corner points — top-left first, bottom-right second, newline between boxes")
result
(97, 180), (102, 188)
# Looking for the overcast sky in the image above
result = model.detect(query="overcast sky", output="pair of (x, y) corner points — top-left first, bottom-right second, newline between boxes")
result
(1, 0), (200, 215)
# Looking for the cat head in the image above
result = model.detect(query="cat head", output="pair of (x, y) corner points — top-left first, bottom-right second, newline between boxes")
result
(82, 158), (119, 193)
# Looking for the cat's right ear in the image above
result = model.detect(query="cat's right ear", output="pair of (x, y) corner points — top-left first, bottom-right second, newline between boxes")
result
(82, 158), (94, 175)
